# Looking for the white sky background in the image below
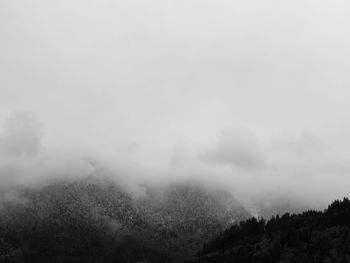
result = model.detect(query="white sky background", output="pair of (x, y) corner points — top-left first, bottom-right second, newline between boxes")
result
(1, 0), (350, 205)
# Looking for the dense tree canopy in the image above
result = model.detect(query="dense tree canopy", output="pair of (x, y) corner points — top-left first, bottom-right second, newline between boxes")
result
(190, 198), (350, 263)
(0, 177), (248, 263)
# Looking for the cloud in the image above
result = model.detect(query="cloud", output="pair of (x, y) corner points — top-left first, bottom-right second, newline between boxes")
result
(0, 112), (41, 187)
(0, 111), (41, 157)
(0, 110), (349, 210)
(1, 0), (350, 210)
(0, 111), (95, 188)
(201, 128), (266, 169)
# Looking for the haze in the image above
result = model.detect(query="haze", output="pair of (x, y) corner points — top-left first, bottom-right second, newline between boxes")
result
(1, 0), (350, 207)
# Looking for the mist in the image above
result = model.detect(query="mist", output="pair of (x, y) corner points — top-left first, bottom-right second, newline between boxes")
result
(1, 0), (350, 210)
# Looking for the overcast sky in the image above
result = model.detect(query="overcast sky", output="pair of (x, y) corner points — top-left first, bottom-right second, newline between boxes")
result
(1, 0), (350, 204)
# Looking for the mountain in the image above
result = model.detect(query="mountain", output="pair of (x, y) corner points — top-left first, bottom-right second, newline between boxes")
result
(136, 182), (249, 260)
(0, 176), (249, 263)
(190, 198), (350, 263)
(245, 195), (312, 219)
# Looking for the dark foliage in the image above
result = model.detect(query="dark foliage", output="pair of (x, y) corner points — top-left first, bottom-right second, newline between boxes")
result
(0, 180), (170, 263)
(190, 198), (350, 263)
(0, 178), (248, 263)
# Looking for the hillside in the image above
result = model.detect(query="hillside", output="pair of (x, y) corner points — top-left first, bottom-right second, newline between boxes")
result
(190, 198), (350, 263)
(0, 177), (249, 263)
(136, 183), (249, 259)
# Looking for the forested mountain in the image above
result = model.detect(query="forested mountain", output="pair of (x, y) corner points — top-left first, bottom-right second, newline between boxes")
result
(190, 198), (350, 263)
(0, 176), (249, 263)
(136, 183), (249, 259)
(2, 176), (350, 263)
(246, 196), (312, 219)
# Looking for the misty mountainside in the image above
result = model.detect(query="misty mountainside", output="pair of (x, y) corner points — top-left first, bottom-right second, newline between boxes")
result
(189, 198), (350, 263)
(0, 176), (249, 263)
(246, 196), (312, 219)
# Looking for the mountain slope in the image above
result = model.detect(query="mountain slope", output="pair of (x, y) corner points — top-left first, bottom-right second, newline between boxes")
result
(0, 177), (249, 262)
(136, 183), (250, 259)
(190, 198), (350, 263)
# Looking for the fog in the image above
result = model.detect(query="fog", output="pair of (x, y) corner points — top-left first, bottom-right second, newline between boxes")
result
(1, 0), (350, 208)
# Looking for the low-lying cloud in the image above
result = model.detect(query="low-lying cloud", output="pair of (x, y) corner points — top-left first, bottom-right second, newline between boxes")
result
(0, 112), (94, 188)
(2, 0), (350, 212)
(0, 111), (350, 210)
(0, 112), (41, 157)
(201, 128), (266, 169)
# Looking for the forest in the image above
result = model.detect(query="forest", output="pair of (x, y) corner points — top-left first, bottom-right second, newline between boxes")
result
(1, 176), (350, 263)
(190, 198), (350, 263)
(0, 177), (248, 263)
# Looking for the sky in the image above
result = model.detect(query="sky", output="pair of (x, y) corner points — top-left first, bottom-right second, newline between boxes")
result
(1, 0), (350, 205)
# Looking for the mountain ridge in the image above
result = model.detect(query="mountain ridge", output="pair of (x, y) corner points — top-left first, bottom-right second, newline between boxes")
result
(0, 176), (249, 262)
(190, 198), (350, 263)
